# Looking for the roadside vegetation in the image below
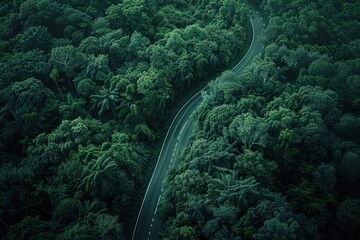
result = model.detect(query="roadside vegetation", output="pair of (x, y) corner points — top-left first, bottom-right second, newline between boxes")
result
(160, 0), (360, 239)
(0, 0), (250, 239)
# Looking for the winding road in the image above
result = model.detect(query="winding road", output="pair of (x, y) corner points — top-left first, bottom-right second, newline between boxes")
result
(132, 11), (265, 240)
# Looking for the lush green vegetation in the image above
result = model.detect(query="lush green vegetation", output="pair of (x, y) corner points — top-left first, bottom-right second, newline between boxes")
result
(1, 0), (360, 239)
(160, 0), (360, 239)
(0, 0), (250, 239)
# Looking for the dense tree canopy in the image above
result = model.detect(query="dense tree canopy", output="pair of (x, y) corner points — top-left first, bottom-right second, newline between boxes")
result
(160, 0), (360, 240)
(1, 0), (359, 239)
(0, 0), (250, 238)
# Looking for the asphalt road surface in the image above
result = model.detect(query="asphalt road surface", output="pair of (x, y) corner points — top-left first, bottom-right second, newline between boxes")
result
(132, 11), (265, 240)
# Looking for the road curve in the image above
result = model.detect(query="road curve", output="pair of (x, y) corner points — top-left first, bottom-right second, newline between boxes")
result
(132, 11), (265, 240)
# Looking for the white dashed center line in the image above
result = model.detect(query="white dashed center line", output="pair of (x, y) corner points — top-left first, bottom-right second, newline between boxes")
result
(154, 194), (162, 214)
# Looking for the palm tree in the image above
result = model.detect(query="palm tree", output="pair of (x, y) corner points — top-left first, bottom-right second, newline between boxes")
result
(134, 123), (156, 141)
(91, 87), (119, 116)
(79, 156), (120, 198)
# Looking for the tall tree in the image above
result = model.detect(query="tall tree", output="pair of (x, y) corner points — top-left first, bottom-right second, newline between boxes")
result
(224, 113), (268, 151)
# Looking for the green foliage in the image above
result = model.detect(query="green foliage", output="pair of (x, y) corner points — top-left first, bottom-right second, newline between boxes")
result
(59, 94), (88, 119)
(4, 215), (54, 240)
(50, 45), (77, 79)
(202, 104), (238, 139)
(21, 25), (52, 51)
(308, 59), (334, 78)
(234, 150), (277, 187)
(182, 137), (236, 171)
(253, 217), (301, 240)
(313, 163), (336, 195)
(78, 36), (101, 55)
(174, 169), (210, 198)
(154, 5), (195, 39)
(278, 128), (296, 149)
(3, 0), (359, 239)
(54, 158), (84, 189)
(239, 193), (293, 237)
(212, 173), (260, 208)
(11, 77), (53, 108)
(0, 0), (251, 238)
(225, 113), (268, 150)
(59, 213), (124, 240)
(36, 0), (64, 34)
(0, 163), (34, 233)
(237, 95), (266, 116)
(26, 117), (112, 157)
(298, 85), (338, 118)
(297, 122), (328, 161)
(110, 131), (148, 177)
(335, 114), (360, 141)
(100, 30), (129, 68)
(106, 0), (153, 36)
(134, 123), (156, 142)
(53, 198), (82, 225)
(90, 87), (119, 116)
(166, 226), (197, 240)
(85, 54), (111, 82)
(75, 78), (96, 98)
(336, 199), (360, 235)
(264, 106), (297, 136)
(160, 1), (360, 239)
(62, 7), (92, 44)
(338, 151), (360, 191)
(90, 17), (111, 36)
(0, 77), (57, 145)
(127, 31), (150, 61)
(79, 156), (125, 198)
(35, 142), (64, 175)
(19, 0), (38, 21)
(218, 72), (245, 102)
(137, 69), (173, 119)
(1, 50), (50, 85)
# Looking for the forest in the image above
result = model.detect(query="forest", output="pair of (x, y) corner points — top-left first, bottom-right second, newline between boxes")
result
(159, 0), (360, 239)
(0, 0), (250, 239)
(0, 0), (359, 239)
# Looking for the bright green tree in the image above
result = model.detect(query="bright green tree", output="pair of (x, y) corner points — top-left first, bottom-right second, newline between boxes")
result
(79, 156), (122, 198)
(90, 87), (119, 116)
(225, 113), (268, 150)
